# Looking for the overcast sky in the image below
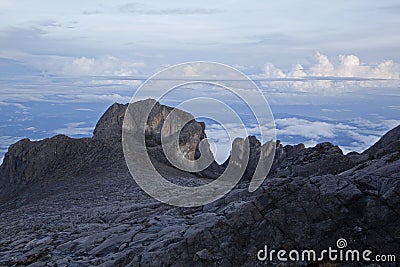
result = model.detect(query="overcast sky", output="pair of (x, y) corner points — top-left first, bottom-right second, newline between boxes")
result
(1, 0), (400, 73)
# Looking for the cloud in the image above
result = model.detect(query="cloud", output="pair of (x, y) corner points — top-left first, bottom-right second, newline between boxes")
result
(75, 108), (94, 112)
(89, 77), (142, 87)
(311, 52), (399, 79)
(276, 118), (336, 139)
(257, 52), (400, 90)
(274, 117), (400, 154)
(119, 3), (224, 15)
(0, 27), (51, 53)
(0, 57), (39, 76)
(61, 56), (146, 76)
(340, 132), (381, 154)
(263, 63), (287, 78)
(0, 68), (133, 104)
(350, 118), (400, 132)
(82, 10), (103, 15)
(35, 20), (63, 28)
(57, 94), (131, 103)
(0, 93), (49, 103)
(321, 108), (351, 113)
(0, 25), (86, 55)
(0, 101), (27, 109)
(389, 105), (400, 111)
(1, 52), (147, 78)
(2, 26), (47, 38)
(53, 122), (94, 136)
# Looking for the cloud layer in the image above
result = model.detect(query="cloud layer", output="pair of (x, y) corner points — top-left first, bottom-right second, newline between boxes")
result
(258, 52), (400, 90)
(53, 122), (94, 136)
(119, 3), (224, 15)
(204, 115), (400, 163)
(61, 56), (146, 76)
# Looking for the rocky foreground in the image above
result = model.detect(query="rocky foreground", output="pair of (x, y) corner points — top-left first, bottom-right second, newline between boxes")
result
(0, 100), (399, 266)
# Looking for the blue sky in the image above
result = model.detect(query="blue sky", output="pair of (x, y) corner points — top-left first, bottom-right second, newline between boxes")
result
(1, 0), (400, 65)
(0, 1), (399, 163)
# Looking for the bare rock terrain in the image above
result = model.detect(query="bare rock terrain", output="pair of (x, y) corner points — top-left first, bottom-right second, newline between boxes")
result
(0, 100), (399, 266)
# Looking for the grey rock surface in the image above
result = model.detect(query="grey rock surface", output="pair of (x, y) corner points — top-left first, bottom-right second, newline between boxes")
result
(222, 135), (276, 184)
(0, 102), (399, 267)
(0, 99), (222, 201)
(93, 103), (128, 142)
(363, 124), (400, 159)
(269, 141), (360, 178)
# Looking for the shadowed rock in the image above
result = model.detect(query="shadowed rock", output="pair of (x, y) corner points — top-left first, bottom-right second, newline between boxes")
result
(269, 141), (360, 178)
(93, 103), (128, 142)
(0, 100), (223, 201)
(0, 101), (399, 267)
(363, 124), (400, 159)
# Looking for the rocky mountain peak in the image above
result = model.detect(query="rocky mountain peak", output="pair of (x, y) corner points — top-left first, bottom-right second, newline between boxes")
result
(93, 103), (128, 142)
(0, 101), (399, 266)
(0, 99), (218, 199)
(92, 99), (209, 161)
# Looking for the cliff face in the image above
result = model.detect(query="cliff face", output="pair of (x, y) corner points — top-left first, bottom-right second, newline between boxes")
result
(0, 99), (220, 200)
(269, 141), (362, 178)
(0, 101), (399, 267)
(2, 101), (398, 198)
(0, 102), (132, 199)
(93, 103), (127, 142)
(363, 124), (400, 158)
(1, 136), (89, 197)
(92, 100), (208, 158)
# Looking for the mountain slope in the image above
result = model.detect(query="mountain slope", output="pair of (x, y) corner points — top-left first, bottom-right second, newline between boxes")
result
(0, 101), (399, 267)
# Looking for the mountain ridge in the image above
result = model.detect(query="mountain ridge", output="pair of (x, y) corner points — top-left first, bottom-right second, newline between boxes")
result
(1, 99), (399, 202)
(0, 100), (399, 266)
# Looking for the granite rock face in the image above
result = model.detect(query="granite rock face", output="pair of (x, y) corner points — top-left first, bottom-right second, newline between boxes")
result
(0, 102), (399, 267)
(363, 124), (400, 159)
(222, 136), (275, 181)
(123, 99), (209, 159)
(93, 103), (127, 142)
(269, 141), (361, 178)
(93, 100), (209, 159)
(122, 99), (223, 177)
(0, 99), (221, 200)
(0, 135), (114, 201)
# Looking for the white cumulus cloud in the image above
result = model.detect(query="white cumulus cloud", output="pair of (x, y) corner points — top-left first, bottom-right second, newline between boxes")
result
(61, 56), (146, 76)
(258, 52), (400, 90)
(276, 118), (336, 139)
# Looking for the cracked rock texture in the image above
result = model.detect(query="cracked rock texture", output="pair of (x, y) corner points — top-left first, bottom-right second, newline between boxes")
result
(0, 101), (399, 266)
